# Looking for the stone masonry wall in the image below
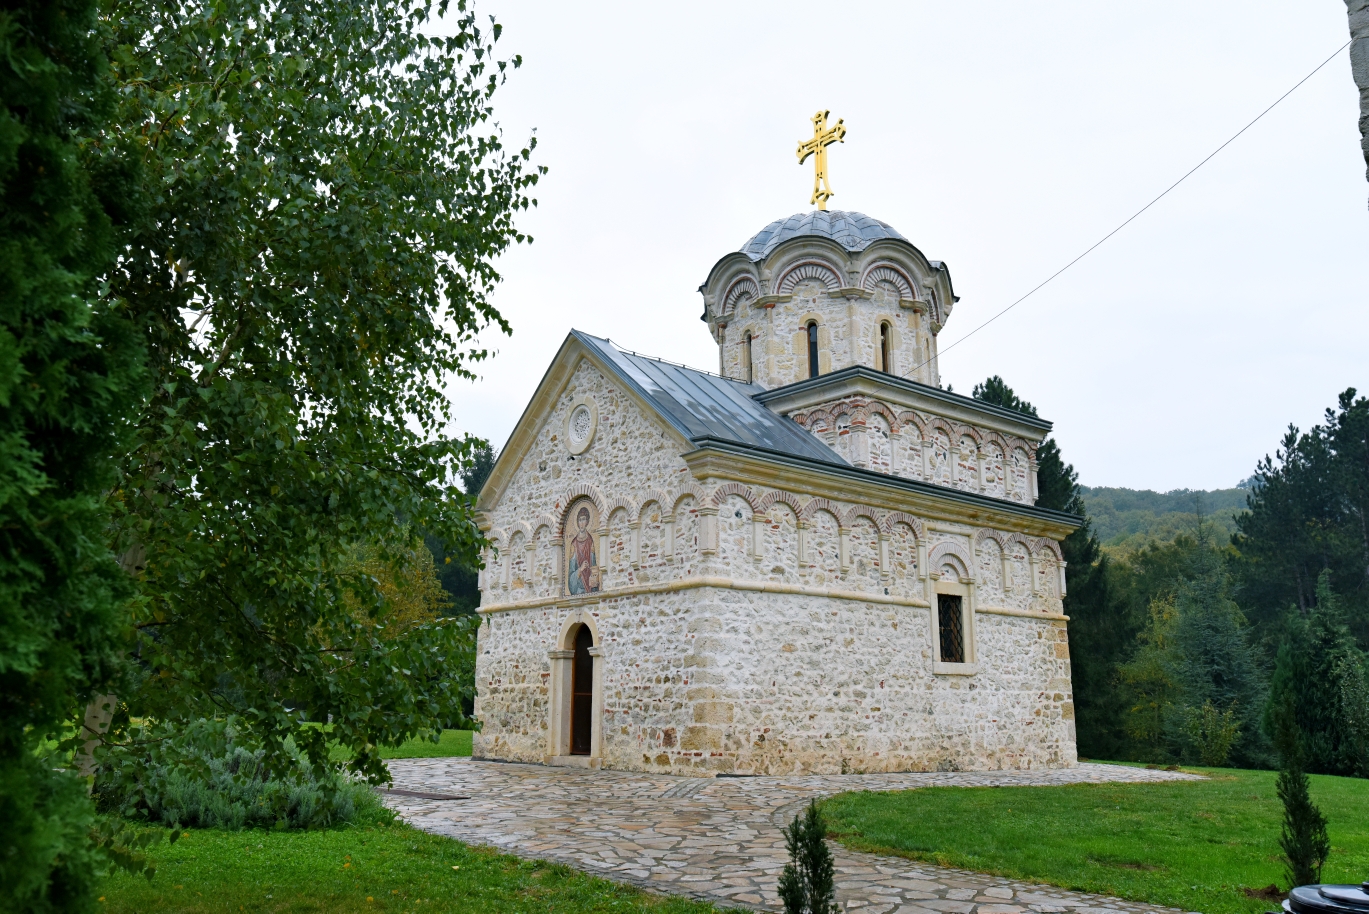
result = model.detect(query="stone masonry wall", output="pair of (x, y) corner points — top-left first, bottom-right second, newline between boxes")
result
(474, 587), (1076, 775)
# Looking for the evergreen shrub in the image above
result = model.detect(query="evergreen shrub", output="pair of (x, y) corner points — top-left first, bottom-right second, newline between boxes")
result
(95, 720), (389, 830)
(778, 800), (838, 914)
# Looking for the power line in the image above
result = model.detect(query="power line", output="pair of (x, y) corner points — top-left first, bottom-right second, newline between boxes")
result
(915, 39), (1351, 373)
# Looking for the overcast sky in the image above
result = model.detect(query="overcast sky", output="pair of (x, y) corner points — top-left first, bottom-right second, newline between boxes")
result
(440, 1), (1365, 493)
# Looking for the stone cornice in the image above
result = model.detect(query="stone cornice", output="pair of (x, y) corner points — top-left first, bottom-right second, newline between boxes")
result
(477, 574), (1067, 622)
(755, 367), (1053, 442)
(682, 439), (1080, 540)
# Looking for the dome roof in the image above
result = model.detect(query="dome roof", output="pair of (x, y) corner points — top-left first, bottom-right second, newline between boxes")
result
(740, 210), (906, 260)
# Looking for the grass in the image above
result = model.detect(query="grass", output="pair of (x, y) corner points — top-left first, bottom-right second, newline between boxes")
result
(99, 822), (733, 914)
(822, 765), (1369, 914)
(326, 729), (473, 762)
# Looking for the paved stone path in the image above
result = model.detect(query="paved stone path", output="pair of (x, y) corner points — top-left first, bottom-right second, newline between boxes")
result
(383, 759), (1203, 914)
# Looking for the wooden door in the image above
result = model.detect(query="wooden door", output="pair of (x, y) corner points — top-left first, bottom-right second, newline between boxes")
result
(570, 625), (594, 755)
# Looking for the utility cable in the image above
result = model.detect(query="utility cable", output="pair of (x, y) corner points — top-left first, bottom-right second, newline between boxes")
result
(913, 39), (1351, 375)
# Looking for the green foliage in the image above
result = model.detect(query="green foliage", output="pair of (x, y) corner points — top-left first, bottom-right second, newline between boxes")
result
(1180, 701), (1242, 767)
(1081, 487), (1248, 557)
(1116, 540), (1265, 766)
(1265, 572), (1369, 777)
(0, 0), (147, 909)
(98, 823), (726, 914)
(99, 0), (540, 785)
(823, 766), (1369, 914)
(1272, 700), (1331, 887)
(1235, 389), (1369, 648)
(96, 719), (388, 831)
(778, 801), (838, 914)
(1166, 544), (1265, 766)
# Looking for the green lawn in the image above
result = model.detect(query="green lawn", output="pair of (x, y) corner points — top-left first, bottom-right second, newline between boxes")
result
(327, 729), (473, 762)
(823, 765), (1369, 914)
(99, 822), (732, 914)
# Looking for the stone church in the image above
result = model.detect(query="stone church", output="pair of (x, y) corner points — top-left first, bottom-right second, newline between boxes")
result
(472, 209), (1081, 775)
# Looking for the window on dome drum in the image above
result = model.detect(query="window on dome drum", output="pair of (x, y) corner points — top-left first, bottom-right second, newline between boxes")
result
(937, 594), (965, 664)
(879, 322), (892, 373)
(806, 322), (819, 378)
(743, 332), (753, 384)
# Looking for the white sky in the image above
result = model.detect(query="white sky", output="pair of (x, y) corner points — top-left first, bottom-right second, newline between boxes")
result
(441, 1), (1366, 493)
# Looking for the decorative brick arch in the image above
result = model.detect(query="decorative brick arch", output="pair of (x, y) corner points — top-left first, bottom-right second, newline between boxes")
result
(883, 512), (925, 540)
(928, 541), (975, 582)
(637, 489), (672, 519)
(721, 276), (760, 317)
(1002, 532), (1034, 556)
(981, 431), (1009, 453)
(670, 483), (706, 516)
(758, 490), (803, 518)
(865, 400), (899, 434)
(710, 482), (761, 512)
(776, 260), (842, 294)
(1032, 538), (1064, 563)
(895, 410), (926, 440)
(925, 416), (956, 441)
(860, 262), (916, 299)
(533, 514), (558, 540)
(604, 497), (637, 526)
(557, 484), (607, 535)
(507, 521), (533, 542)
(973, 528), (1007, 553)
(799, 497), (845, 528)
(842, 505), (883, 531)
(956, 424), (984, 446)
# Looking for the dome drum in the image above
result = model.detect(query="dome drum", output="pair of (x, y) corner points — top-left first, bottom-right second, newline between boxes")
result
(699, 211), (956, 390)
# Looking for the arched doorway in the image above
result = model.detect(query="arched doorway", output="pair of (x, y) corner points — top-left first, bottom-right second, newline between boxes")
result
(570, 625), (594, 755)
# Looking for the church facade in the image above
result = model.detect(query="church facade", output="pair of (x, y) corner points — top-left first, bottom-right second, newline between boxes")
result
(472, 210), (1081, 776)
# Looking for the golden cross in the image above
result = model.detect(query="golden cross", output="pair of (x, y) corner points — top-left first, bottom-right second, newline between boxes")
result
(796, 110), (846, 211)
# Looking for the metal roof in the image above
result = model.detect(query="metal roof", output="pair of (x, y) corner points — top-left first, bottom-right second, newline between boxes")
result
(740, 211), (906, 261)
(575, 331), (848, 468)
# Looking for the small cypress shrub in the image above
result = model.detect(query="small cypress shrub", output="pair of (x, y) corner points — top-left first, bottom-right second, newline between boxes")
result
(1273, 699), (1330, 888)
(778, 800), (838, 914)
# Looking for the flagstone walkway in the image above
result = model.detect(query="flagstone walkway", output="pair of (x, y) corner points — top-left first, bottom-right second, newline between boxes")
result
(383, 758), (1203, 914)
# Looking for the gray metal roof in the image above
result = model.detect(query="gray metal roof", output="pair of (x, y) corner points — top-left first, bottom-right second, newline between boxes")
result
(741, 211), (906, 261)
(575, 331), (848, 467)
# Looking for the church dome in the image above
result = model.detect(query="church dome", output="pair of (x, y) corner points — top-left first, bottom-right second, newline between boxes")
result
(740, 210), (906, 261)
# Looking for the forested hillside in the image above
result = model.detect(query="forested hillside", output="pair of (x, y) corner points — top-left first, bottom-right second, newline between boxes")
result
(1081, 485), (1251, 555)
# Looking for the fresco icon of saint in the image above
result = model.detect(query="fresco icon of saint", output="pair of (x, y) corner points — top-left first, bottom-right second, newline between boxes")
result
(564, 500), (600, 595)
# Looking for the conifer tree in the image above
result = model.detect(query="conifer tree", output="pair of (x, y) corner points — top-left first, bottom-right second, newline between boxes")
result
(778, 801), (839, 914)
(1272, 698), (1330, 888)
(1266, 571), (1369, 776)
(1166, 539), (1266, 766)
(0, 1), (146, 908)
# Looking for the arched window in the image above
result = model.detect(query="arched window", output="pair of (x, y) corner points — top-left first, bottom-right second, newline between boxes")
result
(806, 322), (819, 378)
(879, 322), (892, 373)
(743, 332), (753, 384)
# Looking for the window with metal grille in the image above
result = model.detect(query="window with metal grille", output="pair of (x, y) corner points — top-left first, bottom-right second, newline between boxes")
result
(879, 322), (891, 373)
(938, 594), (965, 664)
(807, 322), (820, 377)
